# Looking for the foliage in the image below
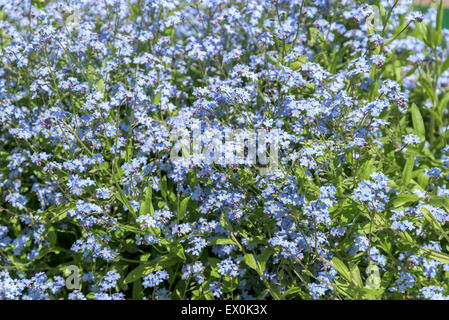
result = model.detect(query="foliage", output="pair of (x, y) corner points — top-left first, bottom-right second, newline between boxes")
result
(1, 0), (449, 300)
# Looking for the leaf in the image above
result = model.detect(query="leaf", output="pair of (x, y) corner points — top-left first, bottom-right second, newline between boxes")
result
(379, 239), (392, 254)
(410, 103), (425, 140)
(86, 292), (95, 299)
(139, 253), (151, 262)
(125, 264), (145, 284)
(116, 189), (135, 215)
(290, 55), (308, 71)
(402, 152), (415, 186)
(153, 91), (161, 105)
(132, 280), (143, 300)
(440, 56), (449, 75)
(350, 265), (364, 288)
(421, 248), (449, 264)
(427, 108), (442, 126)
(160, 175), (168, 200)
(345, 149), (353, 165)
(242, 253), (259, 273)
(417, 170), (430, 189)
(393, 60), (401, 82)
(96, 79), (105, 93)
(113, 163), (124, 181)
(429, 0), (444, 47)
(173, 243), (186, 261)
(308, 27), (321, 45)
(209, 238), (237, 245)
(437, 0), (444, 29)
(438, 91), (449, 117)
(434, 0), (444, 47)
(219, 213), (232, 232)
(242, 252), (281, 299)
(418, 78), (435, 103)
(332, 256), (352, 283)
(359, 158), (375, 180)
(258, 247), (275, 272)
(379, 5), (386, 24)
(334, 280), (362, 299)
(31, 0), (48, 10)
(177, 196), (190, 220)
(399, 230), (414, 243)
(393, 193), (419, 208)
(416, 22), (431, 47)
(140, 186), (154, 215)
(124, 254), (179, 284)
(148, 254), (179, 271)
(362, 287), (385, 300)
(49, 203), (74, 223)
(168, 190), (177, 203)
(47, 227), (57, 246)
(422, 207), (442, 232)
(283, 286), (306, 299)
(421, 207), (449, 243)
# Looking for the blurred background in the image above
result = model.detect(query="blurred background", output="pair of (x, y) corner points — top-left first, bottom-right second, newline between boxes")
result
(414, 0), (449, 27)
(414, 0), (449, 6)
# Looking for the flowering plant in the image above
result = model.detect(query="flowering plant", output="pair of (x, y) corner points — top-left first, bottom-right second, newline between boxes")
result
(1, 0), (449, 300)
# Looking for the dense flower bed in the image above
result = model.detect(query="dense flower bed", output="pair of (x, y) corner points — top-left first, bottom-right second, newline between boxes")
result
(1, 0), (449, 300)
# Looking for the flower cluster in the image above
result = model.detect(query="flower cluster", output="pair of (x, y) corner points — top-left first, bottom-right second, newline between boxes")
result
(1, 0), (449, 301)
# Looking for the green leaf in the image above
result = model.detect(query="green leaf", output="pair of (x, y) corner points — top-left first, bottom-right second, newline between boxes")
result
(219, 213), (232, 232)
(209, 238), (237, 245)
(168, 190), (177, 203)
(177, 196), (190, 221)
(379, 5), (386, 24)
(47, 227), (57, 246)
(345, 149), (353, 165)
(402, 152), (415, 186)
(416, 22), (431, 47)
(140, 186), (154, 215)
(242, 251), (281, 299)
(242, 253), (259, 272)
(422, 207), (442, 232)
(417, 169), (430, 189)
(160, 175), (168, 200)
(358, 158), (375, 180)
(49, 203), (73, 223)
(86, 292), (95, 299)
(421, 248), (449, 264)
(410, 103), (425, 139)
(435, 0), (444, 45)
(125, 254), (179, 284)
(418, 78), (435, 103)
(393, 193), (419, 208)
(173, 243), (186, 261)
(437, 0), (444, 28)
(334, 280), (362, 299)
(258, 247), (275, 272)
(290, 55), (308, 71)
(139, 253), (151, 262)
(427, 108), (442, 126)
(362, 287), (385, 300)
(332, 256), (352, 283)
(132, 280), (143, 300)
(350, 265), (364, 288)
(116, 189), (135, 215)
(153, 91), (161, 105)
(440, 56), (449, 75)
(125, 264), (146, 284)
(242, 252), (264, 274)
(32, 0), (48, 10)
(438, 91), (449, 117)
(96, 79), (105, 93)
